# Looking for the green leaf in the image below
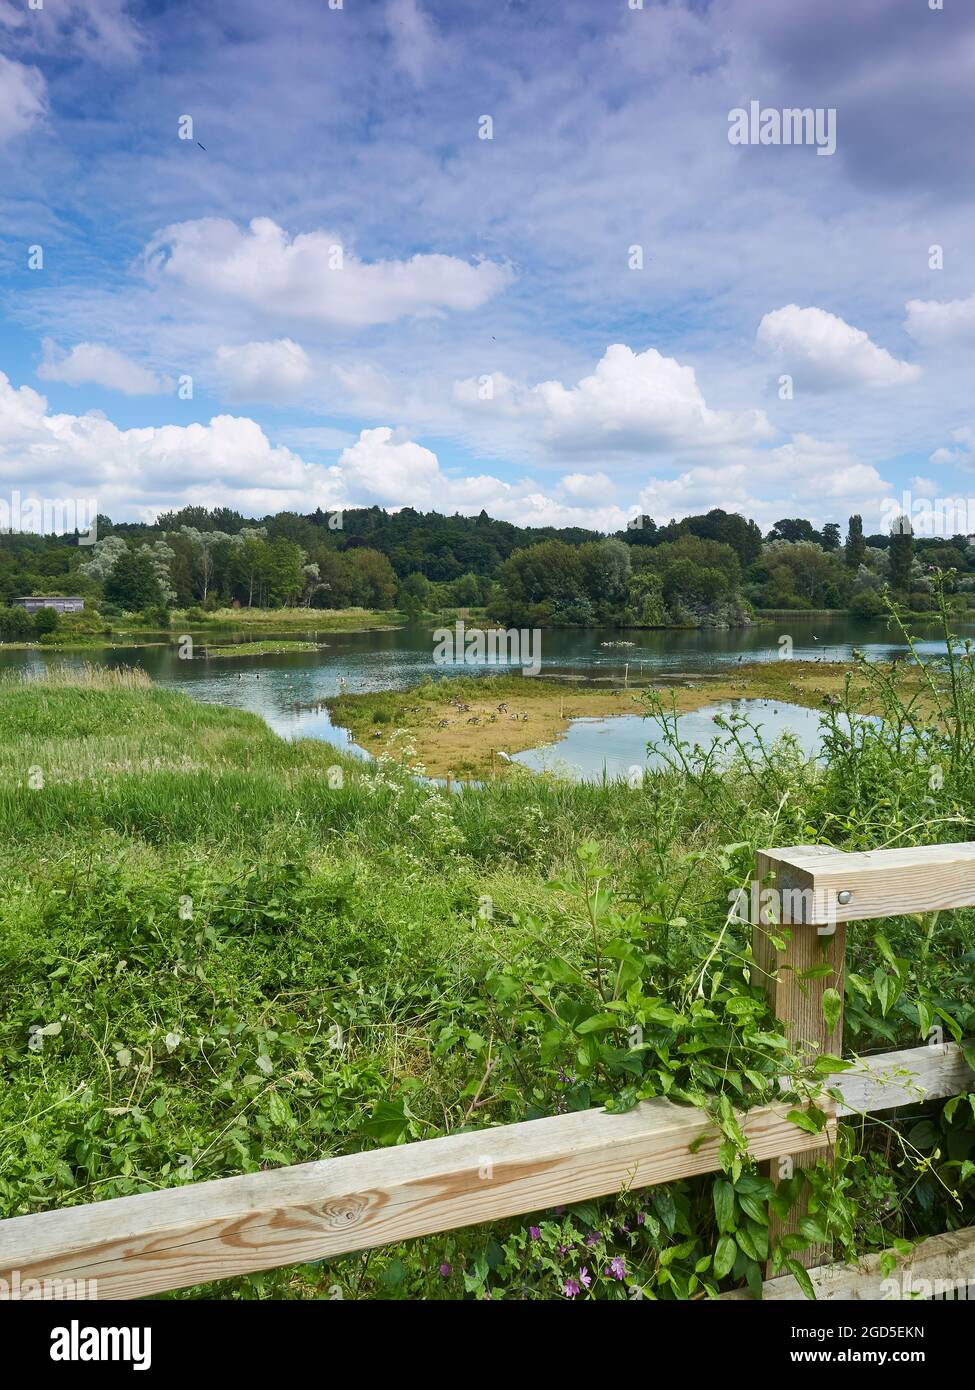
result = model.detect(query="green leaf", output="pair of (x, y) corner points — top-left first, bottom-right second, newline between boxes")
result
(737, 1193), (768, 1226)
(381, 1257), (406, 1288)
(787, 1107), (826, 1135)
(785, 1259), (817, 1301)
(712, 1179), (736, 1235)
(575, 1012), (622, 1035)
(821, 988), (842, 1035)
(361, 1098), (411, 1146)
(713, 1235), (737, 1280)
(813, 1053), (853, 1075)
(735, 1225), (759, 1262)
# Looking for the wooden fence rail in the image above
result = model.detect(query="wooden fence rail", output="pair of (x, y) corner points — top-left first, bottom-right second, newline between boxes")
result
(2, 841), (974, 1300)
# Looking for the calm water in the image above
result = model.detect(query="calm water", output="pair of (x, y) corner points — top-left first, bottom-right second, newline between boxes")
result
(1, 613), (956, 781)
(514, 699), (872, 780)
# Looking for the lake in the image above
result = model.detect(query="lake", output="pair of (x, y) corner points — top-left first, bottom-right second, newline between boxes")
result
(0, 612), (958, 782)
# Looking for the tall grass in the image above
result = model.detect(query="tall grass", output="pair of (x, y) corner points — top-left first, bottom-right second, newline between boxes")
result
(1, 588), (973, 1299)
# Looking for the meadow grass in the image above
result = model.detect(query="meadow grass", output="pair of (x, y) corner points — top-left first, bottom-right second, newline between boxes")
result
(203, 640), (324, 658)
(1, 613), (974, 1300)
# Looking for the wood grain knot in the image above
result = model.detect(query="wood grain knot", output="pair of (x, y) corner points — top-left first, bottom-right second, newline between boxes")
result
(317, 1197), (370, 1229)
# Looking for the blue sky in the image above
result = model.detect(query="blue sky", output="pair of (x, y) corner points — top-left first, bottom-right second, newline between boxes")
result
(1, 0), (973, 534)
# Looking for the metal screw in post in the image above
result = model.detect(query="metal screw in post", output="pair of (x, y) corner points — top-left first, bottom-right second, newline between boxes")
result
(837, 890), (852, 905)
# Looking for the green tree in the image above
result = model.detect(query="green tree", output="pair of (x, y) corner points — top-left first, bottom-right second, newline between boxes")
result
(399, 572), (433, 612)
(845, 515), (867, 568)
(105, 549), (162, 611)
(266, 538), (306, 606)
(345, 548), (398, 609)
(232, 531), (272, 607)
(889, 517), (914, 593)
(33, 606), (60, 637)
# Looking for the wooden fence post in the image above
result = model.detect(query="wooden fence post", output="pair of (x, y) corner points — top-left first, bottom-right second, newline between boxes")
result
(752, 845), (847, 1273)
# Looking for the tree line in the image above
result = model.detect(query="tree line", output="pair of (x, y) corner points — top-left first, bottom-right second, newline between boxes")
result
(0, 503), (970, 629)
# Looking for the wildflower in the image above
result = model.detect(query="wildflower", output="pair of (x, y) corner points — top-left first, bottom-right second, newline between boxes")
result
(637, 1212), (646, 1226)
(564, 1278), (580, 1299)
(529, 1226), (541, 1241)
(579, 1267), (592, 1290)
(585, 1233), (599, 1247)
(608, 1257), (626, 1280)
(439, 1263), (451, 1278)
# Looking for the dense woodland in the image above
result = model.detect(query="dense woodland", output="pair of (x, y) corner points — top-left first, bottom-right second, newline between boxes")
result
(2, 503), (974, 634)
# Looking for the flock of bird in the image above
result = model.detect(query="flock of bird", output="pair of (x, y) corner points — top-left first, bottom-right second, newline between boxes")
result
(432, 699), (530, 729)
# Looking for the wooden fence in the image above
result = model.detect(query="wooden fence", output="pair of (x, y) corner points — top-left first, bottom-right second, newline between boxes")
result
(2, 841), (975, 1301)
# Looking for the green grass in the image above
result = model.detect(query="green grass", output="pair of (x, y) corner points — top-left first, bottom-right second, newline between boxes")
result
(2, 599), (975, 1299)
(173, 606), (403, 632)
(203, 640), (324, 658)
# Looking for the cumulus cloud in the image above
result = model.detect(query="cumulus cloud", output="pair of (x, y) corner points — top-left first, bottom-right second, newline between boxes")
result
(0, 53), (45, 144)
(0, 366), (892, 536)
(336, 428), (635, 528)
(560, 471), (615, 500)
(905, 292), (975, 348)
(454, 344), (773, 456)
(37, 340), (173, 396)
(756, 305), (921, 391)
(929, 428), (975, 468)
(0, 372), (338, 518)
(214, 339), (312, 402)
(631, 434), (889, 532)
(143, 217), (513, 329)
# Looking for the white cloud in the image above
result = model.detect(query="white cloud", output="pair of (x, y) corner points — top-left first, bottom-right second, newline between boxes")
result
(929, 427), (975, 468)
(0, 0), (143, 64)
(143, 217), (513, 329)
(37, 340), (173, 396)
(632, 435), (889, 532)
(905, 292), (975, 347)
(0, 372), (339, 518)
(337, 427), (442, 506)
(454, 344), (773, 456)
(214, 339), (312, 402)
(560, 471), (615, 500)
(0, 369), (891, 537)
(386, 0), (442, 84)
(0, 53), (45, 144)
(756, 305), (921, 391)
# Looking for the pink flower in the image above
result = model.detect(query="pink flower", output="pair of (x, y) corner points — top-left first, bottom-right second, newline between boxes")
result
(529, 1226), (541, 1240)
(579, 1266), (592, 1290)
(564, 1278), (581, 1298)
(608, 1257), (626, 1280)
(439, 1263), (451, 1278)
